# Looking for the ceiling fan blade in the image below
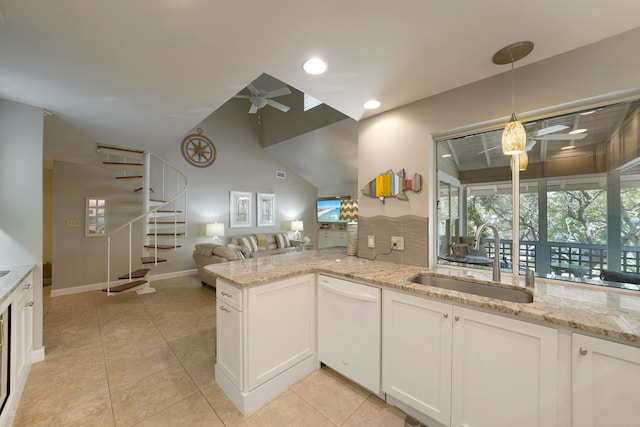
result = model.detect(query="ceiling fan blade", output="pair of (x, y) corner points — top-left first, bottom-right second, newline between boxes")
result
(248, 104), (258, 114)
(266, 87), (291, 98)
(538, 133), (587, 141)
(533, 125), (569, 137)
(266, 99), (290, 112)
(233, 95), (250, 99)
(247, 84), (259, 95)
(476, 145), (501, 155)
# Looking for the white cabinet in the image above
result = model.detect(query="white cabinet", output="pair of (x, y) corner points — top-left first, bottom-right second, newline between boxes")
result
(214, 274), (316, 416)
(246, 274), (315, 390)
(317, 230), (347, 248)
(318, 275), (381, 393)
(382, 289), (558, 427)
(216, 280), (242, 390)
(572, 333), (640, 427)
(451, 305), (558, 427)
(382, 290), (452, 424)
(13, 276), (34, 383)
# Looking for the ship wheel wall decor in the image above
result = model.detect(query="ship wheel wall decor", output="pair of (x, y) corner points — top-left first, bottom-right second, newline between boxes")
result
(181, 128), (216, 167)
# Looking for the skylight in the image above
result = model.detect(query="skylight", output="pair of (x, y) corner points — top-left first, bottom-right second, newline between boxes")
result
(304, 93), (323, 112)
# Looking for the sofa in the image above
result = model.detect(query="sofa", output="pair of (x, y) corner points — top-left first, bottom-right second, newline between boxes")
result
(193, 243), (245, 287)
(228, 232), (300, 258)
(193, 233), (300, 287)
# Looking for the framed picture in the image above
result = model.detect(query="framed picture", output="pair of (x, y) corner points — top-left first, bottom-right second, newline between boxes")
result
(257, 193), (275, 227)
(230, 191), (252, 228)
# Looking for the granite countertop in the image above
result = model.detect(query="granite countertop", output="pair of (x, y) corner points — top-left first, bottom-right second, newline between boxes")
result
(204, 250), (640, 346)
(0, 264), (36, 307)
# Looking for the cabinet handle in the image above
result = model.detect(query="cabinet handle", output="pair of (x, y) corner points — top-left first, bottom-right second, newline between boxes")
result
(454, 315), (460, 321)
(579, 347), (588, 356)
(219, 305), (231, 313)
(24, 283), (31, 290)
(0, 319), (3, 347)
(26, 301), (34, 307)
(442, 312), (449, 319)
(221, 291), (233, 298)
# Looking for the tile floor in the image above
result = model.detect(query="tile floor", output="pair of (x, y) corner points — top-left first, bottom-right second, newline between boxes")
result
(13, 275), (414, 426)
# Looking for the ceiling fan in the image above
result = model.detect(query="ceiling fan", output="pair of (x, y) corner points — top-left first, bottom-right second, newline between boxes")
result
(233, 83), (291, 114)
(476, 124), (587, 154)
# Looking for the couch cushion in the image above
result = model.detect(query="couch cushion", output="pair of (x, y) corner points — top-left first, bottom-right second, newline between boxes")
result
(240, 236), (259, 252)
(195, 243), (219, 256)
(213, 245), (245, 261)
(275, 233), (291, 248)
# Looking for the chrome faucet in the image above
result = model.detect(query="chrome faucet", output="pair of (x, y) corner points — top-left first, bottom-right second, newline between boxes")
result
(473, 223), (501, 282)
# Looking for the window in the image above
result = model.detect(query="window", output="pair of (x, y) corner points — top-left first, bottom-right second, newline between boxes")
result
(435, 99), (640, 289)
(86, 197), (106, 237)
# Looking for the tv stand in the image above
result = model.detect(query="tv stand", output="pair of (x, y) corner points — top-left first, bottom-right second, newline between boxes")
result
(317, 229), (347, 248)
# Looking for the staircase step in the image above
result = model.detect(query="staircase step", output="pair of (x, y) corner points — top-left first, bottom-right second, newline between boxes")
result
(148, 221), (186, 225)
(117, 269), (151, 280)
(151, 210), (184, 218)
(144, 245), (182, 249)
(103, 280), (147, 293)
(135, 187), (155, 193)
(97, 144), (145, 158)
(141, 257), (167, 264)
(116, 175), (143, 182)
(103, 161), (144, 171)
(146, 233), (186, 236)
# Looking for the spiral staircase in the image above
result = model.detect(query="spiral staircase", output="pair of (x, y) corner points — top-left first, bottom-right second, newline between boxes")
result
(96, 144), (188, 295)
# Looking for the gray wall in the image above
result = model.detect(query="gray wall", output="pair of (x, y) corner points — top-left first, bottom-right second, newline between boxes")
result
(51, 98), (318, 291)
(0, 98), (44, 351)
(359, 27), (640, 266)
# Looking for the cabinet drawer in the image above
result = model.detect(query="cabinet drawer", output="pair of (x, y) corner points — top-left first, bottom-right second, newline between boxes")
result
(217, 280), (242, 311)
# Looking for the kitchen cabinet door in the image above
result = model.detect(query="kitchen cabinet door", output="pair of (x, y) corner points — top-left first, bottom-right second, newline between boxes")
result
(382, 290), (453, 425)
(573, 333), (640, 427)
(216, 300), (242, 390)
(246, 274), (315, 391)
(12, 272), (34, 389)
(451, 306), (558, 427)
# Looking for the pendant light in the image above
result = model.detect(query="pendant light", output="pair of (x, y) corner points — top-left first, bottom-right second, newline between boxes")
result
(510, 150), (528, 171)
(493, 41), (534, 155)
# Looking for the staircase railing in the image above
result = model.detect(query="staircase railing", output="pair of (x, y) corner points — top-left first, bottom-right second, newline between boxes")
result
(104, 152), (188, 295)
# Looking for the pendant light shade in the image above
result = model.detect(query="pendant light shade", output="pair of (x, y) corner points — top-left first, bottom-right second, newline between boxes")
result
(510, 150), (529, 171)
(502, 113), (526, 155)
(493, 41), (533, 156)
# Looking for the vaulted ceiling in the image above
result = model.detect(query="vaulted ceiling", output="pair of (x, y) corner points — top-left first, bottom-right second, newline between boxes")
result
(2, 1), (640, 187)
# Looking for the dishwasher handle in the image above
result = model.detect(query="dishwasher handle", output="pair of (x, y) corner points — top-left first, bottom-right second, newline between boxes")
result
(319, 281), (379, 303)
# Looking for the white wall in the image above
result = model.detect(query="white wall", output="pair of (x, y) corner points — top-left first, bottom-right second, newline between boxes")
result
(0, 98), (44, 351)
(51, 98), (318, 291)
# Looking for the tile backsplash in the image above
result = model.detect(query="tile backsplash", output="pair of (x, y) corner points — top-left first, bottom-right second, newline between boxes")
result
(357, 215), (428, 267)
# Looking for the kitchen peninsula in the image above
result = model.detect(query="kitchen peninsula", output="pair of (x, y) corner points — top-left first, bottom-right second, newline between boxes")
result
(205, 250), (640, 426)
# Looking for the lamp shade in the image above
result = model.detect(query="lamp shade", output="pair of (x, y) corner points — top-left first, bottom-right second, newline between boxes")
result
(205, 223), (224, 237)
(291, 220), (304, 232)
(339, 200), (358, 222)
(502, 114), (526, 155)
(509, 151), (528, 172)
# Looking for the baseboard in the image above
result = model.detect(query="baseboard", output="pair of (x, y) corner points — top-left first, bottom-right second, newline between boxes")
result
(30, 347), (45, 363)
(50, 269), (198, 297)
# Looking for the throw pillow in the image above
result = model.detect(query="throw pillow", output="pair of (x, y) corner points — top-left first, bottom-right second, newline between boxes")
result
(256, 233), (268, 249)
(275, 233), (291, 248)
(240, 236), (259, 252)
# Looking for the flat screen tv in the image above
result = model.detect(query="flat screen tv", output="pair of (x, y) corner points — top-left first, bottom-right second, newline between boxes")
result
(316, 197), (350, 223)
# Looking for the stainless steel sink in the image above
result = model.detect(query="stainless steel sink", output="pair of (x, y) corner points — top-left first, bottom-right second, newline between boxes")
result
(0, 271), (9, 278)
(409, 274), (533, 303)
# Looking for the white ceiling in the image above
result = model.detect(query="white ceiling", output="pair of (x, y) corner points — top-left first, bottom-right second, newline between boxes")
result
(2, 1), (640, 155)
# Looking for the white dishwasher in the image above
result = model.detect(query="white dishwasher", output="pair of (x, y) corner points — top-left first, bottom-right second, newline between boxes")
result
(318, 274), (381, 394)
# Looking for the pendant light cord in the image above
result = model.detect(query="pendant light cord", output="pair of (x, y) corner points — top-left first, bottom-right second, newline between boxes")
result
(510, 54), (516, 116)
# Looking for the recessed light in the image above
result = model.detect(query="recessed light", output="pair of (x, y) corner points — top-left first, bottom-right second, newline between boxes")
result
(441, 153), (452, 158)
(303, 58), (327, 75)
(561, 145), (575, 150)
(363, 99), (381, 110)
(569, 128), (587, 134)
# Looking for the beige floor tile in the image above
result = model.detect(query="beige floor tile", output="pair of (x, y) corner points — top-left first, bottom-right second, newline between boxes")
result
(239, 390), (334, 427)
(168, 327), (215, 362)
(200, 383), (248, 427)
(110, 363), (198, 426)
(14, 397), (114, 427)
(151, 308), (214, 342)
(105, 342), (181, 389)
(342, 395), (408, 427)
(291, 368), (369, 425)
(136, 392), (224, 427)
(100, 322), (167, 356)
(180, 353), (216, 389)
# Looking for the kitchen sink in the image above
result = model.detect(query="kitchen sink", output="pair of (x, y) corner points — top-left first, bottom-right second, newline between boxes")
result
(0, 271), (9, 278)
(409, 274), (533, 303)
